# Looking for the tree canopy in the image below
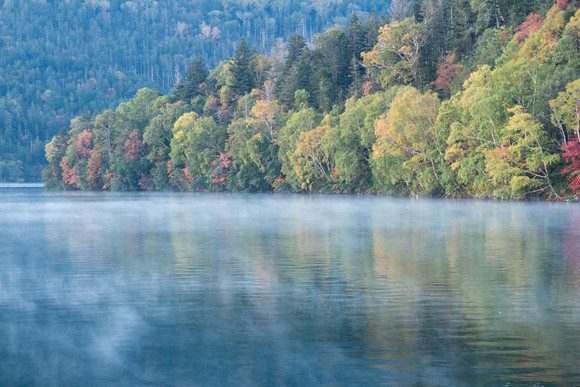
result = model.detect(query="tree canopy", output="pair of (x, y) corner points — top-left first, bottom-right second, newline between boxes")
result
(42, 1), (580, 200)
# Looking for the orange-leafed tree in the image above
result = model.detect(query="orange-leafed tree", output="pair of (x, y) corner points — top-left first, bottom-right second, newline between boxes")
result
(87, 151), (104, 190)
(60, 156), (78, 189)
(210, 152), (233, 186)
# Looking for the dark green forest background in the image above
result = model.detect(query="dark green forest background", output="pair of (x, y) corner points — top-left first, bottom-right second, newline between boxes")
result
(0, 0), (392, 181)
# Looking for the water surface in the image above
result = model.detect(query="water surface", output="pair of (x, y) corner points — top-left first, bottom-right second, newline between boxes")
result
(1, 187), (579, 385)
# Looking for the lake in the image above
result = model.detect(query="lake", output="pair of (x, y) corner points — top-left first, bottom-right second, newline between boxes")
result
(1, 186), (579, 385)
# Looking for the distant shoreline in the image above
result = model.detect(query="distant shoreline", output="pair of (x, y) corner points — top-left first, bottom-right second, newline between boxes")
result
(0, 183), (45, 188)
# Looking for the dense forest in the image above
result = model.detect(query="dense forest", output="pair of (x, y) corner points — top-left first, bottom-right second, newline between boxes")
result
(43, 0), (580, 199)
(0, 0), (393, 182)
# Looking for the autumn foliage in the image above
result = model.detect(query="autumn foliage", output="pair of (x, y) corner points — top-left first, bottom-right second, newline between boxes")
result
(60, 156), (78, 187)
(557, 0), (571, 10)
(561, 139), (580, 194)
(515, 14), (544, 42)
(41, 3), (580, 199)
(87, 151), (103, 189)
(431, 52), (463, 94)
(75, 130), (94, 159)
(124, 129), (144, 160)
(210, 152), (232, 184)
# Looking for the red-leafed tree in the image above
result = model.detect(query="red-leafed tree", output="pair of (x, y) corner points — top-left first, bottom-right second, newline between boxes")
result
(552, 79), (580, 195)
(515, 14), (543, 43)
(556, 0), (571, 10)
(75, 129), (94, 159)
(431, 52), (463, 94)
(362, 80), (373, 96)
(203, 97), (219, 117)
(124, 129), (145, 159)
(210, 152), (232, 185)
(561, 139), (580, 194)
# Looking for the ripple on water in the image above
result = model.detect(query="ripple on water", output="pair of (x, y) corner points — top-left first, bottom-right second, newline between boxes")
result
(1, 190), (579, 385)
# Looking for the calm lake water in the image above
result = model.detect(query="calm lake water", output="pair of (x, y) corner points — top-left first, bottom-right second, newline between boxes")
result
(1, 187), (579, 385)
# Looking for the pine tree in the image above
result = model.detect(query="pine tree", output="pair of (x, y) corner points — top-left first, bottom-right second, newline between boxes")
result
(349, 13), (366, 57)
(173, 57), (209, 102)
(228, 39), (255, 97)
(284, 34), (307, 72)
(348, 14), (369, 95)
(278, 37), (312, 108)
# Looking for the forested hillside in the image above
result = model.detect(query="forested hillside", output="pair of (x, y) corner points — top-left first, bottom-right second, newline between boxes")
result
(0, 0), (393, 182)
(43, 0), (580, 199)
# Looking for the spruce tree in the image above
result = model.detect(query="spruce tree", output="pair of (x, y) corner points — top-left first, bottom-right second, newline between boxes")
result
(173, 57), (209, 102)
(285, 34), (307, 72)
(279, 48), (313, 108)
(228, 39), (255, 97)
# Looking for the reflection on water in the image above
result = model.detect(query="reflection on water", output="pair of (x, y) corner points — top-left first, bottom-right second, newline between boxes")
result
(1, 188), (580, 385)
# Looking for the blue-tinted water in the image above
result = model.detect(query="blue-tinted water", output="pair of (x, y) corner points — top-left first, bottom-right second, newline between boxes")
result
(1, 187), (579, 385)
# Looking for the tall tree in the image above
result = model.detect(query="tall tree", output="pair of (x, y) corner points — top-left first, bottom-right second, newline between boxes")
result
(372, 86), (444, 195)
(227, 39), (256, 97)
(362, 17), (427, 87)
(291, 124), (336, 191)
(173, 57), (209, 102)
(284, 34), (308, 72)
(312, 28), (352, 107)
(278, 35), (312, 107)
(484, 106), (560, 198)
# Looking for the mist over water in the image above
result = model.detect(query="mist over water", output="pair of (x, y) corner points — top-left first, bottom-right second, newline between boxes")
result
(1, 187), (580, 385)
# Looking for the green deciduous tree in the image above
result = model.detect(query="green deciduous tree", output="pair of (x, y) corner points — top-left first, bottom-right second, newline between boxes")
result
(291, 124), (336, 191)
(372, 86), (444, 195)
(362, 17), (427, 87)
(484, 106), (560, 198)
(170, 112), (227, 189)
(551, 78), (580, 144)
(143, 101), (190, 189)
(328, 89), (398, 192)
(42, 129), (70, 190)
(278, 106), (323, 190)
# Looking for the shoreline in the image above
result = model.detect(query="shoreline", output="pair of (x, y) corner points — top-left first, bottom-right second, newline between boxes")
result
(25, 184), (580, 202)
(0, 183), (45, 188)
